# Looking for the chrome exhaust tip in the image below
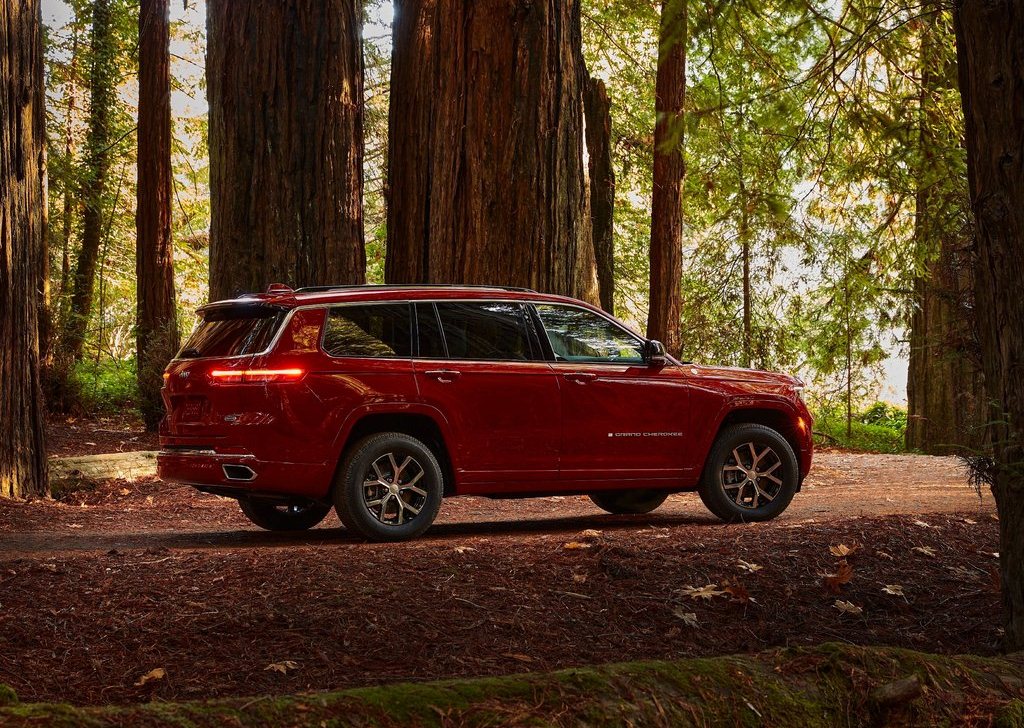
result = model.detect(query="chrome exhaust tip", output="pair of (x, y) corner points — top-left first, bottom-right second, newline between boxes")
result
(222, 464), (257, 482)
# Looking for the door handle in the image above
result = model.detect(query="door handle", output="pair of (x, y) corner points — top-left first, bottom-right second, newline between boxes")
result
(424, 369), (461, 383)
(564, 372), (597, 384)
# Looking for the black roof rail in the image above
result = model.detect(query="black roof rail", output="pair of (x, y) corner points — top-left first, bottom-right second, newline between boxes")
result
(292, 283), (537, 294)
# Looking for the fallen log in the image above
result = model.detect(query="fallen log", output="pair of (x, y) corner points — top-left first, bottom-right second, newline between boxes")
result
(48, 451), (158, 496)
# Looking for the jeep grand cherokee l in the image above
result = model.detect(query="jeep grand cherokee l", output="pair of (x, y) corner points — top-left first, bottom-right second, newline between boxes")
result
(158, 284), (813, 541)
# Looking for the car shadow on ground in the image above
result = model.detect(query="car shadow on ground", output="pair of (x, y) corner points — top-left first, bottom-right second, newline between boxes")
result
(0, 511), (723, 556)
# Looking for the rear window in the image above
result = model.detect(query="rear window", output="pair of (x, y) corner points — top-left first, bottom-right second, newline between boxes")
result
(178, 305), (286, 359)
(434, 302), (536, 361)
(322, 304), (412, 358)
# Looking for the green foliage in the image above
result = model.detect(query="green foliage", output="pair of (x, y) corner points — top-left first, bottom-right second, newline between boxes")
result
(812, 401), (908, 453)
(67, 358), (139, 415)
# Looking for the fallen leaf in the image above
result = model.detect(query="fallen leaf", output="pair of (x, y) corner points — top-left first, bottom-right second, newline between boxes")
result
(679, 584), (726, 601)
(453, 546), (475, 554)
(572, 573), (587, 584)
(145, 495), (154, 505)
(912, 546), (936, 557)
(737, 559), (763, 573)
(562, 541), (592, 550)
(119, 488), (131, 496)
(829, 543), (860, 557)
(725, 583), (752, 604)
(912, 520), (932, 529)
(672, 609), (700, 628)
(134, 668), (165, 686)
(833, 600), (863, 616)
(882, 584), (904, 597)
(823, 560), (854, 594)
(580, 529), (602, 539)
(877, 551), (895, 561)
(264, 661), (299, 674)
(961, 518), (977, 525)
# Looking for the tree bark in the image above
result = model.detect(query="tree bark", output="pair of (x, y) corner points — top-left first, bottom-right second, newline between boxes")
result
(584, 75), (615, 313)
(385, 0), (598, 304)
(136, 0), (179, 431)
(906, 4), (987, 455)
(646, 0), (686, 355)
(206, 0), (365, 301)
(1, 0), (49, 498)
(64, 0), (114, 361)
(954, 0), (1024, 652)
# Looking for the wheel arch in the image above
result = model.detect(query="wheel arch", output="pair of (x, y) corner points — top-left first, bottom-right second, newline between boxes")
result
(332, 407), (457, 496)
(708, 403), (808, 486)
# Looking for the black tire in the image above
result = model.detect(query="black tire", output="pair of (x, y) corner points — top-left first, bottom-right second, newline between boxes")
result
(589, 489), (669, 515)
(334, 432), (444, 542)
(698, 423), (798, 523)
(238, 498), (332, 531)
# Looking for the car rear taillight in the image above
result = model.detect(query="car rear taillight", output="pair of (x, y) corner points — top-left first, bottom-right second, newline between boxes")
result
(208, 368), (306, 384)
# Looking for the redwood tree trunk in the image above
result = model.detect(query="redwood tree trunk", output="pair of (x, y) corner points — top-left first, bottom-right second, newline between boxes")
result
(584, 75), (615, 313)
(385, 0), (598, 303)
(646, 0), (686, 355)
(206, 0), (365, 300)
(906, 4), (986, 454)
(64, 0), (114, 360)
(954, 0), (1024, 652)
(136, 0), (179, 431)
(1, 0), (49, 498)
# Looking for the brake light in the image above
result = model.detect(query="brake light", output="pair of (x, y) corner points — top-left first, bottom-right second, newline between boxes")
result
(209, 368), (306, 384)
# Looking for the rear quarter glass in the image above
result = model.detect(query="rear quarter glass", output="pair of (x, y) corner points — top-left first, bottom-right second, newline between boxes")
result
(178, 304), (287, 359)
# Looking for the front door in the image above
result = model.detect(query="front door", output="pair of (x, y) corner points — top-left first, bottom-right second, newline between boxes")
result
(533, 303), (690, 482)
(413, 301), (561, 486)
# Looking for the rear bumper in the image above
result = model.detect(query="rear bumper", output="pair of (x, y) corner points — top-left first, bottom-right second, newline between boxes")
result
(157, 449), (333, 500)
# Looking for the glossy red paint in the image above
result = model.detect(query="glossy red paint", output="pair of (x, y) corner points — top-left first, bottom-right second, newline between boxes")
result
(158, 286), (813, 502)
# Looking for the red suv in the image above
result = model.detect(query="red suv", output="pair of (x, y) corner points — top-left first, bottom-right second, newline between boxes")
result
(159, 284), (813, 541)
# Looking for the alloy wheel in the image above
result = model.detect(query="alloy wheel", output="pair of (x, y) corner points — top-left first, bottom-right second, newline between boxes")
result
(362, 452), (429, 525)
(721, 441), (784, 509)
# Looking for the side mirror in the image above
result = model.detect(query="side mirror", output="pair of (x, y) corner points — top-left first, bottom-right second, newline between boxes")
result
(643, 339), (668, 367)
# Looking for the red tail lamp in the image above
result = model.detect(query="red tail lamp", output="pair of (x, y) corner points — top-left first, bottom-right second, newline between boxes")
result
(209, 368), (306, 384)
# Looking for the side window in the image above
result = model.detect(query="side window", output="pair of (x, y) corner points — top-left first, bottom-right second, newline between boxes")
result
(434, 302), (536, 361)
(415, 303), (446, 358)
(322, 304), (412, 358)
(534, 304), (645, 364)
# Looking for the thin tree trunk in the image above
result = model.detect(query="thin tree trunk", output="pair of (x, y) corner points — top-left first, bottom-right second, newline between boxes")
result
(584, 75), (615, 313)
(954, 0), (1024, 652)
(59, 30), (80, 307)
(646, 0), (686, 355)
(136, 0), (178, 430)
(740, 178), (752, 369)
(64, 0), (114, 361)
(385, 0), (598, 304)
(906, 4), (987, 454)
(1, 0), (49, 498)
(207, 0), (365, 301)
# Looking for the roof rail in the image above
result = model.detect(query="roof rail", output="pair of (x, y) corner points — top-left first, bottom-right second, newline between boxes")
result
(292, 283), (537, 294)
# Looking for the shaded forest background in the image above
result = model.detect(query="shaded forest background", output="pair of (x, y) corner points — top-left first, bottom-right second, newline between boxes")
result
(40, 0), (979, 453)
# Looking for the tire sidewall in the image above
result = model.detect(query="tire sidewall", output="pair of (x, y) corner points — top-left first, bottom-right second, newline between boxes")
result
(335, 433), (444, 541)
(699, 424), (798, 522)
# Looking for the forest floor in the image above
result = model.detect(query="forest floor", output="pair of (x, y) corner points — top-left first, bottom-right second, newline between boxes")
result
(0, 418), (1002, 707)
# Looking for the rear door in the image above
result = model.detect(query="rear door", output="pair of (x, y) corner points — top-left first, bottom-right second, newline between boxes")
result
(163, 303), (288, 440)
(532, 303), (691, 482)
(413, 301), (560, 486)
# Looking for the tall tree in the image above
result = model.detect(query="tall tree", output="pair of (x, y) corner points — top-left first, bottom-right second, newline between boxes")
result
(206, 0), (365, 300)
(584, 76), (615, 313)
(954, 0), (1024, 651)
(384, 0), (598, 303)
(646, 0), (686, 354)
(64, 0), (116, 360)
(136, 0), (178, 430)
(905, 3), (986, 454)
(1, 0), (48, 498)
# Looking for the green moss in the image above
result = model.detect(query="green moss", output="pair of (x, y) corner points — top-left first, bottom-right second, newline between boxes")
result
(996, 700), (1024, 728)
(1, 644), (1022, 728)
(0, 685), (17, 707)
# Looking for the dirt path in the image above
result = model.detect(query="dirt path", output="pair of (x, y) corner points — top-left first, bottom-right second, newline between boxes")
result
(0, 452), (992, 557)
